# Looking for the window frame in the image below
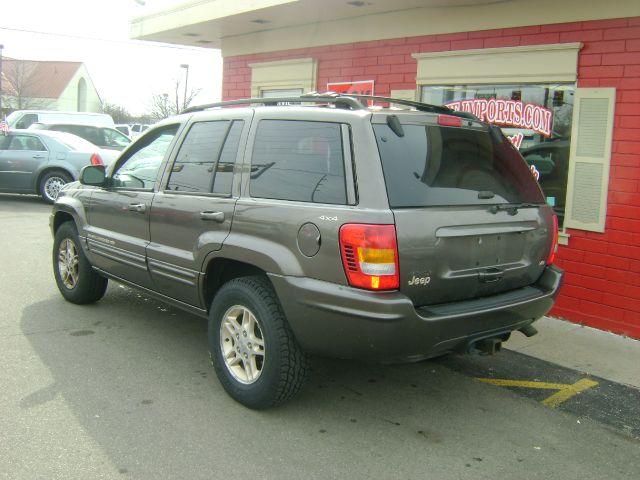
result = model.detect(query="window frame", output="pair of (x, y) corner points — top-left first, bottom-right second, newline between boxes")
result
(164, 120), (233, 197)
(246, 118), (355, 206)
(158, 112), (251, 198)
(108, 123), (182, 192)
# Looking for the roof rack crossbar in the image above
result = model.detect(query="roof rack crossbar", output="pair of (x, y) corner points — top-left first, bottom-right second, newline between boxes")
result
(182, 95), (366, 114)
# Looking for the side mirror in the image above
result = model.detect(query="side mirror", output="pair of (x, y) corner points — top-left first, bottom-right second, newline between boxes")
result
(79, 165), (106, 186)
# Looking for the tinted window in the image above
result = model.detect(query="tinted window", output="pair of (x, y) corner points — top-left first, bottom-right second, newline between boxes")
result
(52, 125), (101, 146)
(15, 114), (38, 129)
(167, 121), (230, 193)
(374, 124), (544, 207)
(213, 121), (243, 195)
(250, 120), (346, 204)
(112, 125), (179, 189)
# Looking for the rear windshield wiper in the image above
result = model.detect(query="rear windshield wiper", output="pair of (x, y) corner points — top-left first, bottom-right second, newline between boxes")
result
(489, 203), (540, 215)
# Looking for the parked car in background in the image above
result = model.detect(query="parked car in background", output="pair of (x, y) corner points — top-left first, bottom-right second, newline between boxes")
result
(5, 110), (114, 130)
(130, 123), (150, 139)
(30, 123), (132, 151)
(521, 139), (570, 225)
(0, 129), (118, 203)
(115, 124), (132, 137)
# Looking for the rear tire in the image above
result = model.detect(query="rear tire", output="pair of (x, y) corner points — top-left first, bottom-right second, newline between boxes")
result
(53, 221), (108, 304)
(40, 170), (72, 203)
(208, 276), (310, 409)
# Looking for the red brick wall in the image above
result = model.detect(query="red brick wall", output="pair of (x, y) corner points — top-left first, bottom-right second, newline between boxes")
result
(222, 17), (640, 338)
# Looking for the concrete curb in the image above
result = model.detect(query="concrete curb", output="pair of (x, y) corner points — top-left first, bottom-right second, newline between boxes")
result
(506, 316), (640, 389)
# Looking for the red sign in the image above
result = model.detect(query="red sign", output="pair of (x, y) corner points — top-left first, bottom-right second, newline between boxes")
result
(445, 98), (553, 137)
(327, 80), (374, 96)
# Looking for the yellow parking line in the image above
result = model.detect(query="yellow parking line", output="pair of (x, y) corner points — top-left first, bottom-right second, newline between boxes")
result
(476, 377), (599, 408)
(541, 379), (599, 408)
(477, 378), (568, 390)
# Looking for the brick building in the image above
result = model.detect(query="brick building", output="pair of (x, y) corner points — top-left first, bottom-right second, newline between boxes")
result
(132, 0), (640, 338)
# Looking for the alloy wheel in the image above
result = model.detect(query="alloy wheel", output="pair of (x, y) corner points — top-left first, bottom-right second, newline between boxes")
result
(58, 238), (79, 289)
(219, 305), (266, 384)
(44, 176), (66, 201)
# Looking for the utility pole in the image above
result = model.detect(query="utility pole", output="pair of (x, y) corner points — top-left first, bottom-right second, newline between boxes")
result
(180, 64), (189, 112)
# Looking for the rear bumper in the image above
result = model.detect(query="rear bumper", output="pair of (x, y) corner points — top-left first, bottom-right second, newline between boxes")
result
(269, 265), (563, 362)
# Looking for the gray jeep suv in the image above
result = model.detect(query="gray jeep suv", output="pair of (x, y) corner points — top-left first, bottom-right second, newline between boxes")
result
(50, 94), (563, 409)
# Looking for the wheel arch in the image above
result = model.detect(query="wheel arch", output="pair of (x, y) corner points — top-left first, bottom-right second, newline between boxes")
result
(51, 199), (90, 255)
(34, 166), (75, 193)
(201, 256), (271, 312)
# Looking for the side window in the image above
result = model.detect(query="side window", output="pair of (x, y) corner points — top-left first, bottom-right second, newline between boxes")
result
(103, 128), (131, 148)
(7, 135), (46, 151)
(167, 121), (230, 193)
(15, 114), (38, 129)
(250, 120), (347, 204)
(112, 125), (179, 189)
(213, 121), (244, 195)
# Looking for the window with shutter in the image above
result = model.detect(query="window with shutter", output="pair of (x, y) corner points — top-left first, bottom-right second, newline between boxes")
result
(563, 88), (616, 233)
(248, 58), (317, 98)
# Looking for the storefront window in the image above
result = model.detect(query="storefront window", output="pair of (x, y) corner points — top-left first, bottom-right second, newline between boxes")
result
(421, 84), (574, 226)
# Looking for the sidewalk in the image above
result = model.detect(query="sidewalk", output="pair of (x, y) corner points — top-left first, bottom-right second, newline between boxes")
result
(506, 316), (640, 389)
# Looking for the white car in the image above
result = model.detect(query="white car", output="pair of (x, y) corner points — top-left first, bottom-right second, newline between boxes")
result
(6, 110), (115, 130)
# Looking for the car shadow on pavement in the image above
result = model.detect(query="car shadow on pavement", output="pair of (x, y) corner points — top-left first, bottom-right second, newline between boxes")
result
(19, 285), (640, 480)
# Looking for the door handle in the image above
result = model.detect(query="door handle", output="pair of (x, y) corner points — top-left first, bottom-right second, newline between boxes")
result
(32, 154), (45, 159)
(128, 203), (146, 213)
(200, 211), (225, 222)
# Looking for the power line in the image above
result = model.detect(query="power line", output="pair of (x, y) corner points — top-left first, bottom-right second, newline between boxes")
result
(0, 25), (214, 52)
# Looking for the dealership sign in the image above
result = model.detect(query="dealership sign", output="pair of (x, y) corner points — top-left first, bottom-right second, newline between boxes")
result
(327, 80), (374, 96)
(445, 98), (553, 138)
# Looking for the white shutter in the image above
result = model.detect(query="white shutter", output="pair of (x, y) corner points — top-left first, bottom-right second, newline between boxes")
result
(564, 88), (616, 232)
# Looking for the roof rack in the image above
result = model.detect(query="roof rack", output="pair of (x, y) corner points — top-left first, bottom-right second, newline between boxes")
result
(182, 92), (477, 120)
(345, 94), (476, 118)
(182, 93), (364, 114)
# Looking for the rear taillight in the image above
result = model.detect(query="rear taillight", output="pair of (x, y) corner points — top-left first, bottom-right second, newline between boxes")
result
(546, 214), (558, 265)
(437, 114), (463, 127)
(339, 224), (399, 290)
(90, 153), (103, 166)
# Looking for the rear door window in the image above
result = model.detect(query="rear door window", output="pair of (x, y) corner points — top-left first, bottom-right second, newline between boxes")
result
(7, 135), (46, 151)
(167, 120), (243, 194)
(373, 123), (544, 207)
(250, 120), (347, 204)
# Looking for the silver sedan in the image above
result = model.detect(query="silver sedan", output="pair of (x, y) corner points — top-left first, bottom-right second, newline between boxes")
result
(0, 129), (119, 203)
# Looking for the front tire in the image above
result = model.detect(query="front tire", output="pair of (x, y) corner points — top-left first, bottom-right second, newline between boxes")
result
(208, 276), (310, 409)
(53, 222), (108, 304)
(40, 170), (72, 203)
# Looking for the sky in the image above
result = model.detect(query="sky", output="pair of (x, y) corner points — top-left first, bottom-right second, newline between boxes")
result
(0, 0), (222, 115)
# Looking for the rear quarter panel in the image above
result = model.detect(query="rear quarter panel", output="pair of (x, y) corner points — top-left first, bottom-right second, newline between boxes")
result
(221, 108), (394, 283)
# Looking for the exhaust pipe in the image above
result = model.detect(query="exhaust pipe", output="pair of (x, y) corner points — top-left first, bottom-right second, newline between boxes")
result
(519, 324), (538, 338)
(474, 338), (502, 355)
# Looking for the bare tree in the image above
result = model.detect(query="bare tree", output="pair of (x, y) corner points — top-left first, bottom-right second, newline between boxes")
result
(149, 78), (201, 120)
(1, 59), (52, 110)
(102, 101), (133, 124)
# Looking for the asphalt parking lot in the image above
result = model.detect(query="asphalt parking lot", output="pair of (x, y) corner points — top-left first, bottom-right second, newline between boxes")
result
(1, 194), (639, 480)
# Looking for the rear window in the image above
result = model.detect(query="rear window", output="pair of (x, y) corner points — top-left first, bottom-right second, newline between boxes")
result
(373, 123), (544, 207)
